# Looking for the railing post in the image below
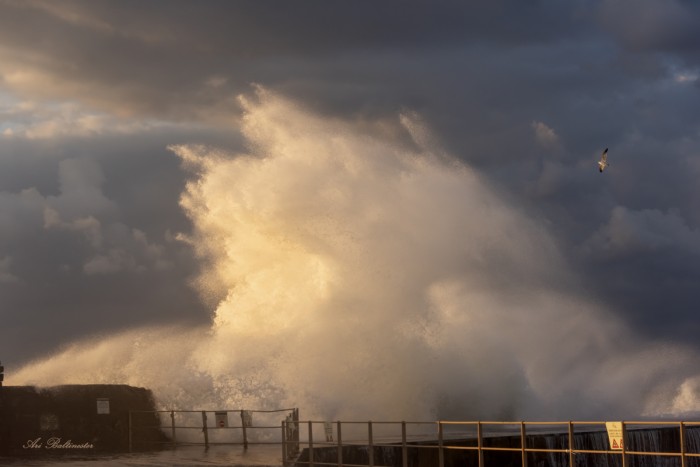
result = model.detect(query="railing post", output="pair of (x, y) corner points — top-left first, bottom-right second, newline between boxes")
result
(337, 421), (343, 467)
(201, 411), (209, 449)
(621, 422), (627, 467)
(294, 409), (300, 457)
(241, 410), (248, 450)
(520, 421), (528, 467)
(402, 421), (408, 467)
(568, 421), (574, 467)
(681, 422), (687, 467)
(438, 421), (444, 467)
(368, 421), (375, 467)
(477, 422), (483, 467)
(128, 411), (133, 452)
(282, 421), (288, 467)
(309, 421), (314, 467)
(170, 410), (177, 448)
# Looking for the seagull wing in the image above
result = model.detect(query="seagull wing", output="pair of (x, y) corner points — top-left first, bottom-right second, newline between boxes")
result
(598, 148), (609, 172)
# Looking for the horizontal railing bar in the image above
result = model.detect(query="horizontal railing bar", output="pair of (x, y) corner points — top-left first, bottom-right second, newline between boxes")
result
(624, 451), (686, 457)
(236, 425), (282, 429)
(293, 463), (393, 467)
(568, 450), (623, 455)
(203, 441), (284, 445)
(181, 425), (283, 429)
(131, 408), (296, 414)
(140, 441), (290, 446)
(437, 420), (696, 425)
(295, 445), (700, 457)
(307, 421), (441, 425)
(438, 420), (700, 426)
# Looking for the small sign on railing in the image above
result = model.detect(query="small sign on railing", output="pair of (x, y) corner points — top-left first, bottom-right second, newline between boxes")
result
(215, 411), (228, 428)
(324, 422), (334, 442)
(605, 421), (624, 450)
(241, 410), (253, 427)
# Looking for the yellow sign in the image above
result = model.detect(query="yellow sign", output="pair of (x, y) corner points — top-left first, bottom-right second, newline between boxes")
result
(605, 421), (624, 450)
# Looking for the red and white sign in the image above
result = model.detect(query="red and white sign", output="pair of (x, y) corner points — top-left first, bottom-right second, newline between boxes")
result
(605, 422), (624, 450)
(215, 411), (228, 428)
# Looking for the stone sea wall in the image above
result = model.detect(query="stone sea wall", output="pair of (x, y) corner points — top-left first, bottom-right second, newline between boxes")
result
(0, 384), (166, 456)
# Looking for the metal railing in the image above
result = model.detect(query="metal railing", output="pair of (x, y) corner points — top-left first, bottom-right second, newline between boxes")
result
(128, 407), (298, 452)
(284, 420), (700, 467)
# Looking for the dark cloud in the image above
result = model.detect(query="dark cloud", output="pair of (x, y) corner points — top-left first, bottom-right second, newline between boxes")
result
(0, 0), (592, 120)
(598, 0), (700, 57)
(0, 131), (213, 366)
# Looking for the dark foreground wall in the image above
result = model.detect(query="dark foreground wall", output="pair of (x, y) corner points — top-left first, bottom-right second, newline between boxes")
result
(296, 426), (700, 467)
(0, 384), (166, 456)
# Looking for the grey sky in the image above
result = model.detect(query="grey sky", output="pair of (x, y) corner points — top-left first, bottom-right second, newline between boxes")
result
(1, 0), (700, 418)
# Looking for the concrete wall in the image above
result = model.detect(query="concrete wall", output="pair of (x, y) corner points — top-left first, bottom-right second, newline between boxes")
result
(0, 384), (166, 456)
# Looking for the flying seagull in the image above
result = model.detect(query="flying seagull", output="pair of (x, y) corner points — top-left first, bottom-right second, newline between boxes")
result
(598, 148), (609, 173)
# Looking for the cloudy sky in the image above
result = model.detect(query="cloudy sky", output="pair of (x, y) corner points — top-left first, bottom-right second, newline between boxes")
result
(2, 0), (700, 419)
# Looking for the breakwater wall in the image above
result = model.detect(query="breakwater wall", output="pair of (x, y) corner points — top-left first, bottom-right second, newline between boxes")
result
(0, 384), (166, 456)
(292, 425), (700, 467)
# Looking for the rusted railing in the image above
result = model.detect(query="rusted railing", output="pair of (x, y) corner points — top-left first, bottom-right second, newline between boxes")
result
(284, 420), (700, 467)
(128, 407), (298, 452)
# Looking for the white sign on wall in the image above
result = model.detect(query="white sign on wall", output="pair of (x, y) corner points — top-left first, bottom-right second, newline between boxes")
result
(96, 398), (110, 415)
